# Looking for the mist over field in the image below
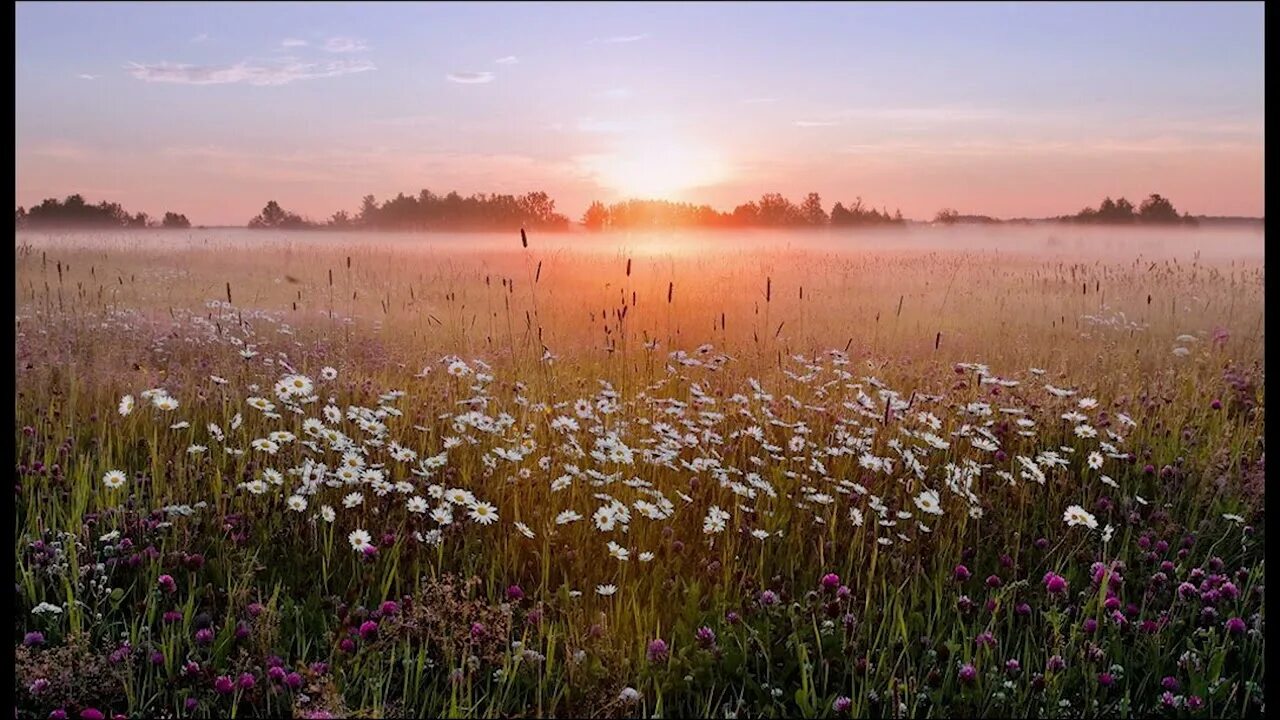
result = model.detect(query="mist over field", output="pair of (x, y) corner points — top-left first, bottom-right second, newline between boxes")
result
(16, 223), (1266, 257)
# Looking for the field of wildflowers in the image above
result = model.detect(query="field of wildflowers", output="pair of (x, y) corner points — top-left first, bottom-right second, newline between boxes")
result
(13, 229), (1265, 718)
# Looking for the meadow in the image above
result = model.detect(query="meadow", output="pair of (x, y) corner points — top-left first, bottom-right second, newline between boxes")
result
(13, 225), (1266, 719)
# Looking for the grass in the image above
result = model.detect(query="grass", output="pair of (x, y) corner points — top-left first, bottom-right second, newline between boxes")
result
(13, 228), (1265, 718)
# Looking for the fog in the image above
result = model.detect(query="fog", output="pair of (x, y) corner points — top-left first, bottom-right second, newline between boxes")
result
(16, 224), (1264, 264)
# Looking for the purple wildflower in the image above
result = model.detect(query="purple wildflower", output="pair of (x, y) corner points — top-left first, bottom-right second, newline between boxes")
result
(646, 638), (669, 664)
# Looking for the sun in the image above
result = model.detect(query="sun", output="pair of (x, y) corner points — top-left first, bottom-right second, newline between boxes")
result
(588, 137), (729, 200)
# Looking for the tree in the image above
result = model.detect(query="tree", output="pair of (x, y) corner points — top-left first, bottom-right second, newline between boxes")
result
(756, 193), (802, 226)
(800, 192), (828, 226)
(162, 212), (191, 228)
(1113, 197), (1136, 221)
(582, 201), (609, 230)
(328, 210), (352, 228)
(1139, 193), (1180, 223)
(1097, 197), (1118, 221)
(731, 201), (760, 226)
(248, 200), (310, 229)
(357, 195), (380, 226)
(934, 208), (960, 225)
(829, 201), (850, 225)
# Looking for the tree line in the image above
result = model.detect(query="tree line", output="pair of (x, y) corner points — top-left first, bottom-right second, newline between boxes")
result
(14, 194), (190, 229)
(1059, 194), (1197, 225)
(581, 193), (905, 230)
(247, 191), (571, 231)
(17, 190), (1207, 231)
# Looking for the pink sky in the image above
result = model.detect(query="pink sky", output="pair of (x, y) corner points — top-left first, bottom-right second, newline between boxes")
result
(15, 3), (1265, 224)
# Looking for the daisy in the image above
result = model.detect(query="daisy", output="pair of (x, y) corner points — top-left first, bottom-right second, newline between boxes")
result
(406, 496), (429, 514)
(281, 374), (314, 397)
(596, 584), (617, 596)
(515, 521), (535, 539)
(430, 505), (454, 525)
(1087, 452), (1104, 470)
(102, 470), (127, 489)
(342, 492), (363, 508)
(348, 529), (372, 552)
(1063, 504), (1098, 530)
(469, 502), (499, 525)
(118, 395), (135, 416)
(913, 489), (943, 515)
(247, 397), (275, 413)
(287, 495), (307, 512)
(703, 505), (730, 534)
(607, 541), (629, 561)
(320, 366), (338, 381)
(446, 488), (475, 506)
(320, 505), (336, 523)
(152, 395), (179, 411)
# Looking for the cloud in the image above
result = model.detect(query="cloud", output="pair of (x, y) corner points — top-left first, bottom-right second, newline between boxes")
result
(323, 37), (368, 53)
(742, 97), (778, 104)
(126, 58), (375, 86)
(191, 33), (209, 43)
(280, 38), (308, 48)
(76, 73), (98, 80)
(446, 71), (494, 84)
(793, 120), (840, 127)
(600, 87), (631, 100)
(590, 34), (648, 44)
(494, 55), (518, 65)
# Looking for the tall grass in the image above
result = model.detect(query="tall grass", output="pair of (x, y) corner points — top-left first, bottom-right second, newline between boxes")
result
(13, 229), (1265, 719)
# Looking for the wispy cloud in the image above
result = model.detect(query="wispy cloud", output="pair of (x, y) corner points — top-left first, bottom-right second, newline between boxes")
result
(742, 97), (778, 104)
(190, 33), (209, 43)
(126, 58), (375, 86)
(76, 73), (98, 81)
(446, 71), (494, 84)
(600, 87), (631, 100)
(793, 120), (840, 127)
(280, 38), (308, 48)
(324, 37), (368, 53)
(590, 34), (648, 44)
(494, 55), (518, 65)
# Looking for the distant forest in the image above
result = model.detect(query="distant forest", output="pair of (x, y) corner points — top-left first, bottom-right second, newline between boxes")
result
(15, 190), (1244, 231)
(15, 194), (190, 229)
(1056, 194), (1199, 226)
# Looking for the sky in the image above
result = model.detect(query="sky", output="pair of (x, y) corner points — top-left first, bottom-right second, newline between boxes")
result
(15, 1), (1266, 225)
